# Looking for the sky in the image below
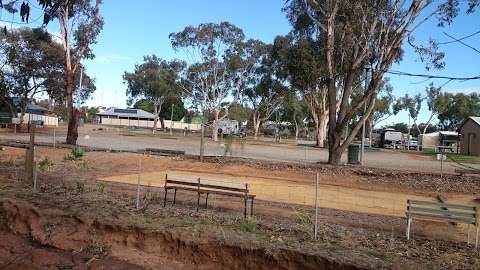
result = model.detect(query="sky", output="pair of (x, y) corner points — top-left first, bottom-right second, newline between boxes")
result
(6, 0), (480, 126)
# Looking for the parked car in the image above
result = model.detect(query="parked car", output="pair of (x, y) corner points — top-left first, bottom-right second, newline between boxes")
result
(408, 140), (419, 150)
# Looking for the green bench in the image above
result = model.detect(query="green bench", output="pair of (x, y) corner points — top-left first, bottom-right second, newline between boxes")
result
(455, 168), (480, 176)
(406, 199), (479, 247)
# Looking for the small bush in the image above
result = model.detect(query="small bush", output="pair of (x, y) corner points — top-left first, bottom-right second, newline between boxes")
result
(72, 147), (84, 158)
(38, 157), (54, 172)
(75, 181), (85, 193)
(238, 219), (261, 234)
(64, 147), (84, 161)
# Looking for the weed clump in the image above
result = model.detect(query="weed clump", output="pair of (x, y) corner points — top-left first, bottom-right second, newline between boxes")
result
(64, 147), (85, 161)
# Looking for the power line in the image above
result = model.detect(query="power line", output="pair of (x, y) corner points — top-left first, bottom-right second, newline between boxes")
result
(386, 70), (480, 81)
(443, 32), (480, 55)
(437, 29), (480, 45)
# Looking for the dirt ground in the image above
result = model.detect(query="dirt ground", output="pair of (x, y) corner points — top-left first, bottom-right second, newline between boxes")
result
(1, 145), (480, 269)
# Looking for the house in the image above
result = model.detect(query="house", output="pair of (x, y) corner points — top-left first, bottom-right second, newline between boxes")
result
(458, 116), (480, 156)
(19, 104), (58, 127)
(96, 107), (156, 126)
(97, 107), (201, 131)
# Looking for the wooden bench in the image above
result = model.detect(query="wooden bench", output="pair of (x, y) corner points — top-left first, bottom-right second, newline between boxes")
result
(406, 199), (479, 247)
(163, 174), (255, 218)
(455, 168), (480, 176)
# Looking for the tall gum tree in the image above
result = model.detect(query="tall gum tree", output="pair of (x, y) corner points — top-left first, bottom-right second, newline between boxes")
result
(123, 55), (183, 133)
(170, 22), (254, 142)
(56, 0), (103, 145)
(287, 0), (479, 164)
(272, 35), (329, 147)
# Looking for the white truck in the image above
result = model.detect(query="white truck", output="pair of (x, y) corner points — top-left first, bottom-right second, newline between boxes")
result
(380, 129), (402, 148)
(216, 119), (241, 136)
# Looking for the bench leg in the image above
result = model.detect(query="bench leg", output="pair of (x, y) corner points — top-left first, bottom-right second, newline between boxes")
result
(250, 198), (254, 217)
(173, 189), (177, 205)
(476, 226), (479, 248)
(406, 217), (412, 240)
(205, 193), (209, 209)
(244, 197), (247, 218)
(196, 192), (200, 212)
(468, 224), (471, 244)
(163, 188), (168, 207)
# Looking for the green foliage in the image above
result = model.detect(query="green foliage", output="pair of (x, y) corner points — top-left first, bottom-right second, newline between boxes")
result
(75, 181), (85, 193)
(238, 219), (261, 234)
(64, 147), (84, 161)
(227, 103), (251, 123)
(134, 97), (187, 121)
(437, 92), (480, 130)
(124, 55), (183, 110)
(38, 157), (54, 172)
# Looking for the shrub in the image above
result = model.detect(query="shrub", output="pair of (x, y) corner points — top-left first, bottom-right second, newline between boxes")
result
(38, 157), (54, 172)
(64, 147), (84, 161)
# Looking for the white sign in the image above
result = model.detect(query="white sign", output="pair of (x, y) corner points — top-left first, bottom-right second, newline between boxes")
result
(436, 154), (447, 161)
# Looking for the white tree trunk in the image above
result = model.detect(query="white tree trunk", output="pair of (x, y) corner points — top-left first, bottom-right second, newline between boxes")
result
(294, 117), (299, 141)
(212, 109), (220, 142)
(253, 114), (261, 140)
(317, 113), (328, 148)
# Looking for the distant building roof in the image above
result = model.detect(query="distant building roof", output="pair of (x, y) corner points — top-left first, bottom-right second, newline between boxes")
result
(97, 107), (155, 119)
(471, 117), (480, 126)
(458, 116), (480, 131)
(25, 104), (55, 116)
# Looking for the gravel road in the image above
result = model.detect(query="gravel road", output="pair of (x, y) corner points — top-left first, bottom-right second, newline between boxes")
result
(1, 127), (468, 175)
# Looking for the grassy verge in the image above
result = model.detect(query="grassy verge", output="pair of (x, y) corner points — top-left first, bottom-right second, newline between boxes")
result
(422, 149), (480, 165)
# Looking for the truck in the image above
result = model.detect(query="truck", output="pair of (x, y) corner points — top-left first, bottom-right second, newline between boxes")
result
(380, 129), (402, 148)
(216, 119), (245, 137)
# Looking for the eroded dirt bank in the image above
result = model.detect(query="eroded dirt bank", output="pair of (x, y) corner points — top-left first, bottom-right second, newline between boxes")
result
(0, 199), (364, 270)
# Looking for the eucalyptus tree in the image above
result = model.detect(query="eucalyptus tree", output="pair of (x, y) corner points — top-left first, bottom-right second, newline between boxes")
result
(422, 83), (447, 135)
(55, 0), (103, 144)
(0, 1), (102, 144)
(394, 93), (423, 147)
(0, 28), (64, 125)
(123, 55), (183, 133)
(170, 22), (261, 141)
(240, 41), (284, 140)
(272, 35), (329, 147)
(285, 0), (479, 164)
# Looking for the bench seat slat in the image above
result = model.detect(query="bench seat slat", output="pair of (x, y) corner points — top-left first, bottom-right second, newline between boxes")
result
(407, 212), (477, 225)
(166, 186), (255, 198)
(407, 206), (476, 219)
(408, 200), (476, 211)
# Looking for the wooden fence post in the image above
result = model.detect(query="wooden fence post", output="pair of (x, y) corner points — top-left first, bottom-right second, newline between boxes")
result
(25, 124), (35, 183)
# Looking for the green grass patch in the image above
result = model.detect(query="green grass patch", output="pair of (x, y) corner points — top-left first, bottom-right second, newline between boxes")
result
(421, 149), (480, 165)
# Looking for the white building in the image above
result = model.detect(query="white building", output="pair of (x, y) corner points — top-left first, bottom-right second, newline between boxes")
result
(97, 107), (201, 131)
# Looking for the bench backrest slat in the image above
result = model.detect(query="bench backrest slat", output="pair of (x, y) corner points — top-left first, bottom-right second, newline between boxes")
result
(407, 199), (478, 225)
(408, 200), (476, 211)
(165, 174), (248, 193)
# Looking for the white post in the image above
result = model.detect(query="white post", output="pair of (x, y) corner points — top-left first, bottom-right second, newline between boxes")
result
(53, 128), (56, 148)
(33, 161), (37, 192)
(314, 173), (319, 240)
(440, 148), (444, 178)
(136, 158), (142, 209)
(406, 217), (412, 240)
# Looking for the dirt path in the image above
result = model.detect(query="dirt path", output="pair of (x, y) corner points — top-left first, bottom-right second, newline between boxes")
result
(99, 170), (477, 218)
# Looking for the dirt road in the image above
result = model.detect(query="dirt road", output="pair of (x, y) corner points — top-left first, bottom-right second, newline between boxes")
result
(0, 126), (469, 174)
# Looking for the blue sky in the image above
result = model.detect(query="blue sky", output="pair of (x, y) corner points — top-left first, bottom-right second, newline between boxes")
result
(14, 1), (480, 126)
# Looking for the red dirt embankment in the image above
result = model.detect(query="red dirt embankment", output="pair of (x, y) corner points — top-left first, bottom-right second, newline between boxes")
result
(0, 199), (364, 270)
